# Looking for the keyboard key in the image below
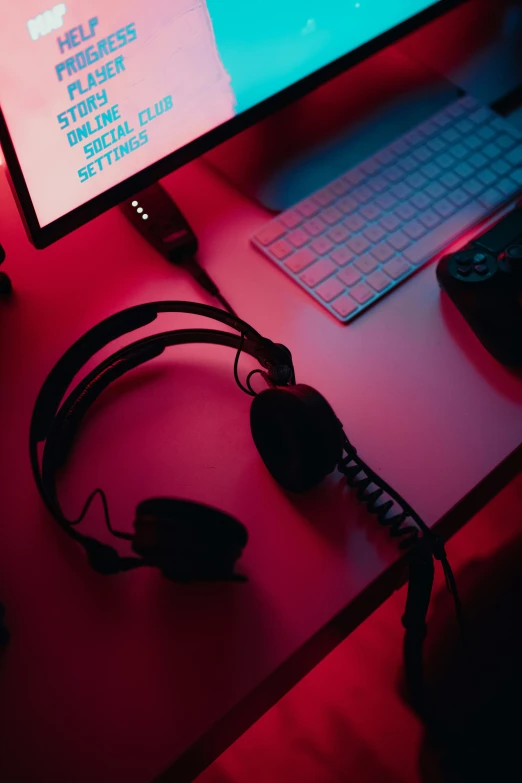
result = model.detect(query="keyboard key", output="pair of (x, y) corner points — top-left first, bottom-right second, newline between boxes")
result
(455, 162), (474, 179)
(388, 231), (411, 250)
(343, 168), (365, 186)
(413, 146), (432, 163)
(316, 276), (345, 302)
(390, 139), (409, 155)
(353, 185), (373, 204)
(461, 95), (480, 110)
(303, 217), (327, 237)
(464, 134), (483, 151)
(287, 228), (309, 248)
(403, 201), (486, 265)
(269, 239), (293, 260)
(255, 220), (286, 246)
(338, 196), (358, 214)
(347, 235), (370, 255)
(350, 282), (374, 304)
(468, 152), (488, 170)
(367, 176), (389, 193)
(406, 172), (428, 190)
(360, 158), (381, 176)
(418, 120), (438, 138)
(419, 209), (441, 229)
(434, 198), (456, 218)
(507, 146), (522, 167)
(477, 169), (497, 187)
(354, 254), (379, 275)
(384, 165), (404, 183)
(327, 224), (350, 243)
(497, 178), (520, 198)
(447, 102), (465, 118)
(338, 265), (362, 287)
(300, 258), (337, 287)
(404, 129), (423, 147)
(391, 182), (413, 200)
(366, 270), (392, 292)
(311, 236), (334, 255)
(435, 152), (455, 169)
(344, 214), (366, 233)
(425, 181), (446, 200)
(491, 116), (522, 137)
(442, 129), (459, 144)
(403, 220), (426, 240)
(280, 210), (302, 229)
(380, 213), (401, 232)
(434, 111), (452, 128)
(421, 162), (442, 180)
(427, 138), (445, 153)
(462, 178), (484, 197)
(478, 125), (496, 142)
(360, 203), (381, 222)
(284, 247), (316, 272)
(440, 172), (461, 189)
(297, 199), (319, 218)
(470, 107), (492, 125)
(313, 188), (336, 207)
(410, 193), (431, 211)
(330, 246), (353, 266)
(395, 203), (416, 222)
(364, 224), (385, 244)
(376, 148), (395, 165)
(450, 143), (469, 161)
(455, 119), (473, 135)
(479, 188), (505, 209)
(331, 179), (350, 197)
(371, 242), (395, 263)
(332, 294), (358, 317)
(497, 134), (516, 151)
(382, 258), (411, 280)
(322, 206), (343, 225)
(376, 192), (397, 211)
(448, 188), (470, 207)
(511, 168), (522, 186)
(398, 154), (417, 173)
(492, 159), (511, 177)
(483, 143), (502, 160)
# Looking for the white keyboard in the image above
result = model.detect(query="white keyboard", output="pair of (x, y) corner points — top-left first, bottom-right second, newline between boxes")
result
(251, 95), (522, 323)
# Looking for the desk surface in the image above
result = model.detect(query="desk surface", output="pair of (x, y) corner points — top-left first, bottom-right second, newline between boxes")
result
(2, 35), (522, 783)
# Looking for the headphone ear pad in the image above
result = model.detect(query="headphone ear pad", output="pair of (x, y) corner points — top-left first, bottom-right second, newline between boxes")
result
(250, 384), (344, 492)
(132, 498), (248, 581)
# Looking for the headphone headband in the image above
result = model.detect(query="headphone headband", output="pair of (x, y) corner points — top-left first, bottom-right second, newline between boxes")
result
(31, 301), (293, 443)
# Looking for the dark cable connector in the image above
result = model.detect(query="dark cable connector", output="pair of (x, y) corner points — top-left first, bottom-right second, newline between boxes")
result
(120, 183), (237, 316)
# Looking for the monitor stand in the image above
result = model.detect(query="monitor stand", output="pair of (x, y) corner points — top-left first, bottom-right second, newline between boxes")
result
(203, 47), (461, 214)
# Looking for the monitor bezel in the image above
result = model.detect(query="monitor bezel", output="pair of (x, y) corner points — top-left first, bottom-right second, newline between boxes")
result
(0, 0), (467, 249)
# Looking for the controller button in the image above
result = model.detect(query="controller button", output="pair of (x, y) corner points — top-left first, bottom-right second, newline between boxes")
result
(506, 245), (522, 259)
(474, 263), (490, 275)
(473, 253), (487, 263)
(457, 265), (472, 276)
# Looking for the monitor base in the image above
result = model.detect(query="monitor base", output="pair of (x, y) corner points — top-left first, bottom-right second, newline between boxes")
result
(204, 46), (461, 214)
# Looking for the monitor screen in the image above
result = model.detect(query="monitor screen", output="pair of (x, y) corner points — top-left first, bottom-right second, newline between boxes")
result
(0, 1), (446, 235)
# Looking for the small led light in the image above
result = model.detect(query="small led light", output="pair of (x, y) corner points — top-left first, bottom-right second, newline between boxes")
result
(131, 200), (138, 207)
(142, 213), (149, 220)
(137, 207), (143, 213)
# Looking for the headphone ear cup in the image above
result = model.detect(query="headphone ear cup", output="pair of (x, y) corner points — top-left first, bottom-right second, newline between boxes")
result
(250, 384), (344, 493)
(132, 498), (248, 581)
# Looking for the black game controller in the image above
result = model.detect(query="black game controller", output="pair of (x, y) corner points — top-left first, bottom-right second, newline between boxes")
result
(437, 206), (522, 366)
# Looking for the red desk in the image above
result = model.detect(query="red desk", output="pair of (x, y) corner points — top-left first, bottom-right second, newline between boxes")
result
(0, 151), (521, 782)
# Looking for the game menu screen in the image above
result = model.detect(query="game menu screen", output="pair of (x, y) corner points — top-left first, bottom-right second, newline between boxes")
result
(0, 1), (439, 227)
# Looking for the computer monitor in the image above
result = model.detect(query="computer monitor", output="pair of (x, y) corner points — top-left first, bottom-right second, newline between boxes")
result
(0, 1), (465, 248)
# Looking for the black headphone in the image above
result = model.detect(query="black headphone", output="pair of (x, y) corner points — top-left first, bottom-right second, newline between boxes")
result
(29, 301), (463, 704)
(29, 301), (348, 581)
